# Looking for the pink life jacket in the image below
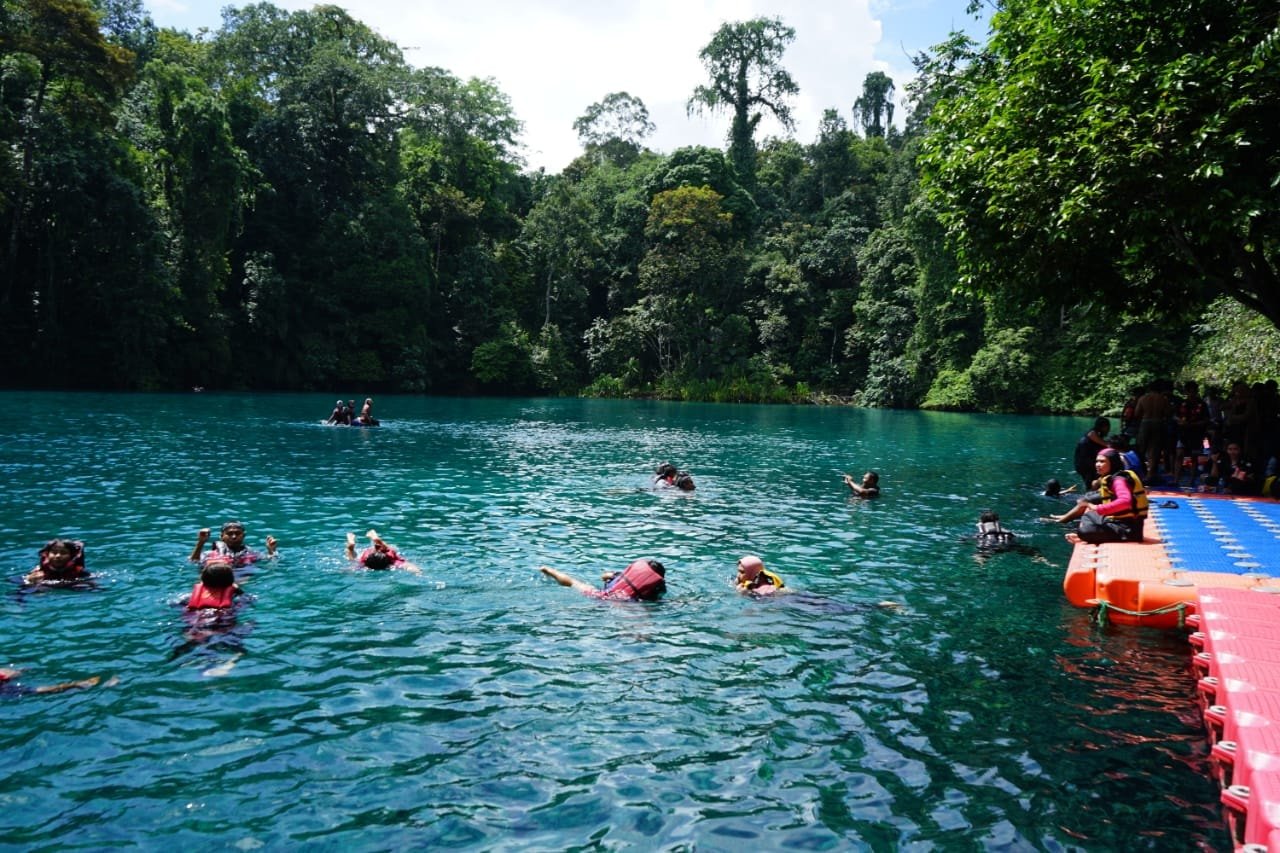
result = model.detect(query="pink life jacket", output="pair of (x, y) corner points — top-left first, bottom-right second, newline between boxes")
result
(600, 559), (666, 601)
(187, 582), (237, 609)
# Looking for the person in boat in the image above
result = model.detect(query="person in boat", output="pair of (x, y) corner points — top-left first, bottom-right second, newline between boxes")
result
(540, 558), (667, 601)
(1049, 449), (1149, 543)
(191, 521), (277, 567)
(357, 398), (379, 426)
(24, 538), (88, 585)
(345, 530), (419, 572)
(654, 462), (694, 491)
(187, 555), (242, 610)
(326, 400), (348, 424)
(843, 470), (880, 498)
(1, 667), (108, 697)
(735, 555), (785, 596)
(1073, 417), (1111, 489)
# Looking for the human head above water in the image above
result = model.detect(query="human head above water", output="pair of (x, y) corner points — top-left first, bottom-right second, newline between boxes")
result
(219, 521), (246, 547)
(363, 550), (395, 570)
(1044, 478), (1062, 497)
(736, 555), (764, 582)
(40, 538), (84, 570)
(200, 556), (235, 589)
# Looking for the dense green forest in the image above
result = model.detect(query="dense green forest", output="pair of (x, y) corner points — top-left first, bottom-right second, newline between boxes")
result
(2, 0), (1277, 409)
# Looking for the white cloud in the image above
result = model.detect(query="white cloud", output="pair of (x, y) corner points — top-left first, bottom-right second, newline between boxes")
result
(149, 0), (970, 171)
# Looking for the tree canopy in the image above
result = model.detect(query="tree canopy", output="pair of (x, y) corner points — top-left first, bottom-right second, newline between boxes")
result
(919, 0), (1280, 328)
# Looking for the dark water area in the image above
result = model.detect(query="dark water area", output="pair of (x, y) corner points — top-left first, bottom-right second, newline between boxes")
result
(0, 393), (1228, 849)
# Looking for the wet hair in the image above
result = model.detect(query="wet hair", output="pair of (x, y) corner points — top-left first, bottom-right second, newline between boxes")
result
(655, 462), (678, 478)
(1044, 478), (1062, 497)
(673, 472), (695, 491)
(865, 471), (880, 485)
(645, 559), (666, 578)
(220, 521), (245, 535)
(1093, 417), (1110, 435)
(200, 559), (235, 590)
(363, 550), (395, 570)
(39, 539), (85, 575)
(979, 510), (1000, 524)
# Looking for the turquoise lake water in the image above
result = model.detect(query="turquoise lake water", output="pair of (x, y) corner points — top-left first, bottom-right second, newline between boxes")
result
(0, 392), (1227, 850)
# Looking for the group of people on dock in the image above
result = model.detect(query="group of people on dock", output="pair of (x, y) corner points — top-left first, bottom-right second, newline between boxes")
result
(1094, 379), (1280, 496)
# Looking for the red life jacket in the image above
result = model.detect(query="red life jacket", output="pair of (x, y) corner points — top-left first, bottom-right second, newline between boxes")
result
(188, 582), (237, 609)
(601, 560), (666, 601)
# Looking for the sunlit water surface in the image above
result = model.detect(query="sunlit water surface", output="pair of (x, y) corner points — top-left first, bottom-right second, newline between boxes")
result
(0, 393), (1226, 849)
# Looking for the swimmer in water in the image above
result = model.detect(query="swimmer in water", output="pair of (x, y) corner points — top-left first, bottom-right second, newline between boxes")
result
(24, 538), (89, 585)
(345, 530), (420, 573)
(540, 559), (667, 601)
(1, 667), (112, 697)
(843, 471), (880, 498)
(191, 521), (277, 567)
(186, 556), (243, 610)
(735, 555), (786, 596)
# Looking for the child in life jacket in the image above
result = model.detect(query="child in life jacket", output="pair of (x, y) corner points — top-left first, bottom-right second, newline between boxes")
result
(24, 538), (88, 585)
(540, 559), (667, 601)
(190, 521), (277, 567)
(345, 530), (420, 572)
(187, 556), (242, 610)
(735, 555), (785, 596)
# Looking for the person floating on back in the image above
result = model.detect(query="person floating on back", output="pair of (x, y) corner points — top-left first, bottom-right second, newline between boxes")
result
(24, 538), (89, 585)
(735, 555), (785, 596)
(191, 521), (277, 567)
(540, 559), (667, 601)
(345, 530), (420, 573)
(843, 471), (880, 498)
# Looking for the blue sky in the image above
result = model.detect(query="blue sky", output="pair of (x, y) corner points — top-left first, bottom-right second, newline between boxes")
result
(143, 0), (989, 172)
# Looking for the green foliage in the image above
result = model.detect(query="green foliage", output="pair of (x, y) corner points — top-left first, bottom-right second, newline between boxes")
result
(688, 17), (797, 181)
(1184, 297), (1280, 387)
(966, 327), (1040, 413)
(920, 0), (1280, 328)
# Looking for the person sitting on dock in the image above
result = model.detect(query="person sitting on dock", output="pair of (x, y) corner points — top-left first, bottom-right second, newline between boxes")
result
(1048, 449), (1148, 543)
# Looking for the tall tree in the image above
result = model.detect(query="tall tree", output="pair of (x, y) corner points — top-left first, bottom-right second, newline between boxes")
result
(573, 91), (654, 166)
(687, 17), (798, 183)
(920, 0), (1280, 328)
(852, 71), (895, 138)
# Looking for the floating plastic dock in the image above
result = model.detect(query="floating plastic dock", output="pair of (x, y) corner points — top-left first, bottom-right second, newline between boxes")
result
(1061, 495), (1280, 849)
(1062, 495), (1280, 628)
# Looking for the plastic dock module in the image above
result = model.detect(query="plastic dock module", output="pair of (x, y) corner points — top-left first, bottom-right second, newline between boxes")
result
(1212, 721), (1280, 790)
(1063, 498), (1280, 628)
(1221, 766), (1280, 849)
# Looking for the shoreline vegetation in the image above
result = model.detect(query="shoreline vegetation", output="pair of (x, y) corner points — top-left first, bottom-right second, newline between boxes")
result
(2, 2), (1277, 413)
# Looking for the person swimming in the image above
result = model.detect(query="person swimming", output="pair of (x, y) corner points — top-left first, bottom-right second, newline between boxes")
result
(187, 556), (242, 610)
(345, 530), (420, 573)
(654, 462), (695, 491)
(540, 559), (667, 601)
(190, 521), (277, 567)
(24, 538), (88, 585)
(735, 555), (785, 596)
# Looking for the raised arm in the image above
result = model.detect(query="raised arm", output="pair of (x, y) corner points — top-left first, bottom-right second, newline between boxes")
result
(190, 528), (211, 562)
